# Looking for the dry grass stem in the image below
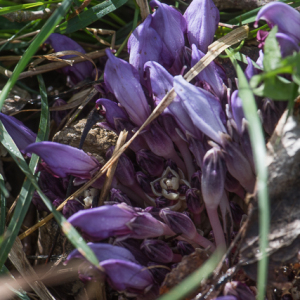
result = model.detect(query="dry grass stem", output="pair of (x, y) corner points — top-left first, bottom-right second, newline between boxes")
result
(136, 0), (150, 21)
(18, 25), (249, 240)
(86, 28), (116, 49)
(98, 130), (128, 206)
(8, 236), (55, 300)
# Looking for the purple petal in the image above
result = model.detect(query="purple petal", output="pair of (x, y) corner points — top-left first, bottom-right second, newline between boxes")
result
(45, 33), (93, 84)
(104, 49), (151, 126)
(0, 113), (36, 155)
(191, 44), (224, 98)
(174, 75), (226, 144)
(184, 0), (220, 52)
(150, 0), (186, 67)
(128, 15), (166, 79)
(276, 32), (300, 57)
(100, 259), (153, 294)
(25, 142), (100, 179)
(66, 242), (137, 263)
(141, 239), (174, 263)
(255, 2), (300, 44)
(96, 98), (128, 129)
(230, 90), (244, 134)
(244, 57), (257, 82)
(68, 204), (136, 240)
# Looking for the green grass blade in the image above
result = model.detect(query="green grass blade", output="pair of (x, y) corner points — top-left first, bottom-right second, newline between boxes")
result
(55, 0), (128, 34)
(0, 123), (99, 268)
(0, 265), (31, 300)
(226, 48), (269, 300)
(157, 249), (223, 300)
(0, 174), (7, 237)
(0, 0), (73, 112)
(0, 1), (61, 15)
(0, 74), (49, 269)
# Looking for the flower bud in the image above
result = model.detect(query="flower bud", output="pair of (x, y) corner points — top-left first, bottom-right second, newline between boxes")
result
(0, 113), (36, 155)
(159, 208), (197, 240)
(100, 259), (154, 295)
(110, 188), (132, 205)
(201, 146), (226, 210)
(184, 0), (219, 52)
(104, 49), (151, 126)
(191, 171), (202, 190)
(141, 239), (174, 263)
(186, 188), (203, 214)
(62, 199), (84, 219)
(25, 142), (101, 179)
(127, 213), (166, 239)
(177, 241), (195, 256)
(68, 203), (136, 241)
(136, 150), (164, 177)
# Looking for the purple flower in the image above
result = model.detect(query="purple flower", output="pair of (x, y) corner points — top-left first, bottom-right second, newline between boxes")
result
(191, 44), (224, 99)
(68, 203), (136, 241)
(25, 142), (100, 179)
(186, 188), (203, 214)
(230, 90), (245, 134)
(0, 113), (36, 155)
(96, 98), (128, 130)
(62, 199), (84, 219)
(51, 98), (69, 126)
(275, 32), (300, 57)
(45, 33), (93, 85)
(244, 57), (257, 82)
(150, 0), (186, 70)
(110, 188), (132, 205)
(66, 242), (137, 263)
(104, 49), (151, 126)
(100, 259), (153, 294)
(128, 14), (171, 79)
(174, 75), (226, 144)
(184, 0), (220, 52)
(255, 3), (300, 44)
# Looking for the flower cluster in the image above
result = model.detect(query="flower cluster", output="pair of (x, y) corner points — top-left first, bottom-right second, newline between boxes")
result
(1, 0), (299, 298)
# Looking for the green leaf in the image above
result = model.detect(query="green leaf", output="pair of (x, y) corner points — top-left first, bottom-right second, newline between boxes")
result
(226, 48), (269, 300)
(55, 0), (128, 35)
(0, 173), (7, 237)
(263, 26), (281, 72)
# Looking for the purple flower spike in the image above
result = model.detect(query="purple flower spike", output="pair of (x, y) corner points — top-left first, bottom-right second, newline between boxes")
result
(45, 33), (93, 85)
(184, 0), (220, 52)
(0, 113), (36, 155)
(141, 239), (174, 263)
(255, 2), (300, 44)
(25, 142), (100, 179)
(136, 172), (153, 195)
(177, 240), (195, 256)
(174, 75), (226, 144)
(104, 49), (151, 126)
(191, 44), (224, 98)
(68, 204), (136, 241)
(150, 0), (186, 69)
(136, 149), (164, 177)
(100, 259), (153, 295)
(66, 242), (137, 263)
(128, 15), (169, 79)
(96, 98), (128, 130)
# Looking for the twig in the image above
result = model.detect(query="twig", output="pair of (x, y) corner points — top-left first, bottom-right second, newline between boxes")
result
(98, 130), (128, 206)
(67, 0), (92, 20)
(0, 49), (109, 80)
(18, 25), (249, 240)
(2, 7), (56, 23)
(0, 30), (40, 46)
